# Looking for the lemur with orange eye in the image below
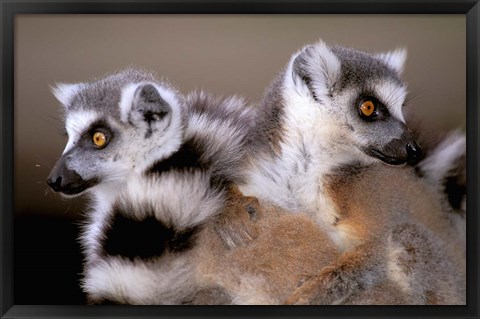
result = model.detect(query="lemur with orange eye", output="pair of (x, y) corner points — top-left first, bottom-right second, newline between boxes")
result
(45, 69), (346, 304)
(46, 67), (463, 305)
(237, 40), (466, 304)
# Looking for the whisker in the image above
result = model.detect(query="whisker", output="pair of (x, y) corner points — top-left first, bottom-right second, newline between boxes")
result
(41, 113), (68, 136)
(402, 91), (422, 114)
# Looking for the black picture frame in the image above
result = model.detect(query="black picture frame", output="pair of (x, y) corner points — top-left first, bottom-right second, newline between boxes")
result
(1, 1), (479, 318)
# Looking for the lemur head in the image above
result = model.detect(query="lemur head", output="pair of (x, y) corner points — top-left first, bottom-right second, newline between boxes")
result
(284, 40), (422, 166)
(47, 69), (184, 196)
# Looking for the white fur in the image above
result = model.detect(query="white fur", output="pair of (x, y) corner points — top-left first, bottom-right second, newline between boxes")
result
(187, 113), (246, 161)
(63, 110), (98, 154)
(241, 69), (365, 246)
(119, 82), (181, 124)
(376, 48), (407, 75)
(418, 130), (466, 185)
(81, 170), (225, 261)
(240, 42), (412, 250)
(80, 183), (121, 258)
(119, 173), (224, 229)
(83, 254), (197, 304)
(374, 81), (407, 122)
(118, 82), (184, 174)
(51, 82), (84, 106)
(81, 170), (225, 304)
(386, 241), (414, 299)
(291, 41), (341, 97)
(223, 95), (251, 116)
(385, 231), (434, 305)
(118, 83), (138, 123)
(418, 130), (466, 251)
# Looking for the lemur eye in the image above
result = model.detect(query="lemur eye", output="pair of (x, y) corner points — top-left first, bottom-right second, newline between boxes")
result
(359, 100), (376, 117)
(92, 132), (107, 148)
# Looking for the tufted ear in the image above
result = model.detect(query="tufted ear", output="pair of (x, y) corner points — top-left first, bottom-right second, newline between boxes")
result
(131, 83), (171, 124)
(376, 48), (407, 75)
(51, 83), (83, 107)
(290, 40), (341, 100)
(119, 82), (176, 138)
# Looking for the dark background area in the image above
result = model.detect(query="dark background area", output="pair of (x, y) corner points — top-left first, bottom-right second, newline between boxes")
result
(15, 215), (86, 304)
(14, 15), (466, 304)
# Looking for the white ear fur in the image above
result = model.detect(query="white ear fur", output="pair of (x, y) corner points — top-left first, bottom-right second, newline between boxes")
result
(289, 40), (341, 96)
(119, 82), (181, 124)
(51, 83), (83, 106)
(119, 83), (139, 123)
(118, 81), (184, 174)
(376, 48), (407, 75)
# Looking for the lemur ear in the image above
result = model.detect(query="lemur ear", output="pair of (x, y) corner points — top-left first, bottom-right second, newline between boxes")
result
(376, 48), (407, 75)
(291, 41), (341, 100)
(51, 83), (83, 107)
(133, 83), (171, 122)
(120, 83), (172, 128)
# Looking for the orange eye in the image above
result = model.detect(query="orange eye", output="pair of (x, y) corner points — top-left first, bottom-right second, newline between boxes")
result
(92, 132), (107, 148)
(360, 100), (375, 117)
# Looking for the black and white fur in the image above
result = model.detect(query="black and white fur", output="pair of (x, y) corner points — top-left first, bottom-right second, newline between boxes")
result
(239, 40), (464, 250)
(46, 64), (465, 304)
(417, 130), (466, 212)
(47, 69), (257, 303)
(416, 130), (466, 253)
(233, 41), (466, 304)
(49, 69), (183, 194)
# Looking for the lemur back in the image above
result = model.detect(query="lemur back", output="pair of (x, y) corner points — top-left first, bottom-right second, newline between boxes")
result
(286, 162), (464, 305)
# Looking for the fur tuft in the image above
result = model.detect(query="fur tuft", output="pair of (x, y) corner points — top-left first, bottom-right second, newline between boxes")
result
(376, 48), (407, 75)
(51, 82), (84, 106)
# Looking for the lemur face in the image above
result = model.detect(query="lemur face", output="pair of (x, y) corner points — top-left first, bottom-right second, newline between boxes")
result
(47, 71), (183, 196)
(288, 41), (422, 166)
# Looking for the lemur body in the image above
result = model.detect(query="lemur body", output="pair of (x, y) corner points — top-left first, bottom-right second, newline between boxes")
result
(47, 68), (464, 304)
(46, 69), (341, 304)
(285, 161), (464, 304)
(237, 41), (466, 303)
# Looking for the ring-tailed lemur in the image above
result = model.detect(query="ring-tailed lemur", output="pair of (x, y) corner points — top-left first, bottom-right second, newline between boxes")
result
(47, 68), (463, 305)
(46, 69), (342, 304)
(236, 41), (465, 304)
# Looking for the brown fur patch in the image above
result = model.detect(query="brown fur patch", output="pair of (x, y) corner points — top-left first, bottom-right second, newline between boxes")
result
(198, 187), (342, 304)
(212, 186), (261, 250)
(323, 162), (369, 217)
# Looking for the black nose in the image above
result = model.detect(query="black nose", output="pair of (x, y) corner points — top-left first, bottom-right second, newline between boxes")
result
(47, 175), (63, 192)
(406, 141), (423, 165)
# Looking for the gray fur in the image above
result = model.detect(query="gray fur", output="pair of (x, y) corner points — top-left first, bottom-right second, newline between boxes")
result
(416, 130), (466, 213)
(48, 70), (184, 194)
(240, 40), (416, 219)
(240, 40), (465, 305)
(65, 68), (158, 116)
(330, 45), (403, 90)
(286, 221), (463, 305)
(47, 45), (465, 305)
(48, 69), (259, 304)
(250, 73), (287, 153)
(183, 91), (257, 185)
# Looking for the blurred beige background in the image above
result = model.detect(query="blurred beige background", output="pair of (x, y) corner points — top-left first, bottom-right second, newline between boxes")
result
(15, 15), (466, 217)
